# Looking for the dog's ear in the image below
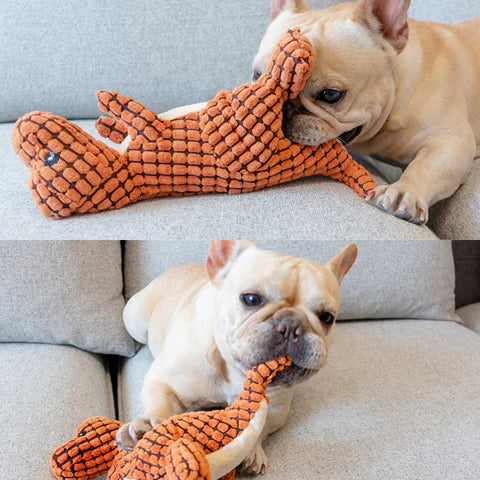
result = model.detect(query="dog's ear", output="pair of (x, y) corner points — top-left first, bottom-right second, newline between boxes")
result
(267, 28), (315, 100)
(355, 0), (411, 52)
(271, 0), (309, 21)
(206, 240), (256, 281)
(325, 243), (358, 284)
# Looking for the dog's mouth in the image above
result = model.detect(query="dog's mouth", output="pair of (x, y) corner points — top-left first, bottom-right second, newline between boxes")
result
(338, 125), (363, 145)
(271, 362), (318, 387)
(282, 101), (363, 146)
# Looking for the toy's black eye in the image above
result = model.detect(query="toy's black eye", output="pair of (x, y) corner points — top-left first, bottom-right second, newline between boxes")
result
(316, 89), (345, 104)
(252, 69), (262, 81)
(318, 312), (334, 325)
(78, 431), (87, 437)
(45, 151), (60, 166)
(241, 293), (264, 307)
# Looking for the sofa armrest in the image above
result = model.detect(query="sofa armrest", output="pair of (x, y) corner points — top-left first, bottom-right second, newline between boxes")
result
(456, 303), (480, 334)
(429, 159), (480, 240)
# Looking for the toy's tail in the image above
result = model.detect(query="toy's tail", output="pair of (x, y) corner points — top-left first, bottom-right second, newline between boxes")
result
(51, 416), (123, 480)
(96, 90), (166, 142)
(326, 141), (376, 197)
(340, 157), (377, 197)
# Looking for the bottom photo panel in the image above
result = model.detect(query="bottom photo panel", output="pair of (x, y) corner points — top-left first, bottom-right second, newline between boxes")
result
(1, 240), (479, 480)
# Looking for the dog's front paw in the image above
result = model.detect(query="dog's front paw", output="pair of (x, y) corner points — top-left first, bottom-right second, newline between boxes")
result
(115, 417), (153, 451)
(238, 443), (268, 476)
(366, 183), (429, 225)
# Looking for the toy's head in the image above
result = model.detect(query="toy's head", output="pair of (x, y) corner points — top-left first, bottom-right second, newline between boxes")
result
(50, 416), (122, 480)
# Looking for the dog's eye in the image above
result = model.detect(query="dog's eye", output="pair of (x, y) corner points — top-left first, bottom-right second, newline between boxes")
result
(316, 89), (345, 105)
(318, 312), (335, 325)
(252, 69), (262, 81)
(241, 293), (264, 307)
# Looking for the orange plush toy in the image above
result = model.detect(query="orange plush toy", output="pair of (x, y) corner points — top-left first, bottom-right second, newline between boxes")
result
(50, 357), (291, 480)
(13, 28), (376, 219)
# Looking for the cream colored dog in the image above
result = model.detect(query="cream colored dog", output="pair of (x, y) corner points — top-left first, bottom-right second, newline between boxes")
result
(253, 0), (480, 224)
(116, 240), (357, 475)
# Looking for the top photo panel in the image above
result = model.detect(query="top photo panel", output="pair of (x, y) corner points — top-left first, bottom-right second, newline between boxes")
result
(2, 0), (479, 240)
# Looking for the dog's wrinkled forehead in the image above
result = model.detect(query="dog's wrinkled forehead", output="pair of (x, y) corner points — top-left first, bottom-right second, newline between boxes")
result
(222, 249), (341, 308)
(254, 6), (380, 74)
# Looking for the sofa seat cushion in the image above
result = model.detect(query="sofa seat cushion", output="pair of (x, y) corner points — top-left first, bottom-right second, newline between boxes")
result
(0, 121), (436, 240)
(118, 320), (480, 479)
(0, 343), (115, 479)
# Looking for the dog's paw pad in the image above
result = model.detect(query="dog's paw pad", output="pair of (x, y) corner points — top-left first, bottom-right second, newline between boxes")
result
(239, 444), (268, 476)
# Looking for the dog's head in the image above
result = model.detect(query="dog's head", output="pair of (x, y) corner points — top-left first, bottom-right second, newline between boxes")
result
(206, 240), (357, 386)
(253, 0), (411, 147)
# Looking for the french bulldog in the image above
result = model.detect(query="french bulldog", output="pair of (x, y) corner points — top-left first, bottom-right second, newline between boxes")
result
(117, 240), (357, 475)
(253, 0), (480, 225)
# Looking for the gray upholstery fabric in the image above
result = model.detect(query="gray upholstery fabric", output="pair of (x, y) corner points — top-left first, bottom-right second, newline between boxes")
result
(118, 344), (154, 422)
(457, 303), (480, 335)
(1, 0), (271, 123)
(117, 320), (480, 479)
(123, 240), (459, 322)
(430, 159), (480, 240)
(2, 0), (477, 123)
(0, 241), (136, 356)
(0, 120), (437, 241)
(313, 0), (480, 23)
(0, 343), (114, 480)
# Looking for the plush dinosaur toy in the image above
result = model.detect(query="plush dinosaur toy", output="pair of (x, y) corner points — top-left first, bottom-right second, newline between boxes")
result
(50, 357), (291, 480)
(12, 28), (376, 219)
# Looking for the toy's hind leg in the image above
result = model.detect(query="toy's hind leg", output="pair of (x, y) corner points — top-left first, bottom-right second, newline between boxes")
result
(12, 111), (131, 218)
(165, 439), (211, 480)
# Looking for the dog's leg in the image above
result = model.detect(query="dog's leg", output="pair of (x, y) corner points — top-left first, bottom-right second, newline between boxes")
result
(367, 128), (476, 224)
(116, 375), (185, 451)
(239, 388), (294, 475)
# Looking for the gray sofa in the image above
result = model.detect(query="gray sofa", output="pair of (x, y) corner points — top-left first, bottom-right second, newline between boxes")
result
(1, 240), (479, 479)
(1, 0), (479, 240)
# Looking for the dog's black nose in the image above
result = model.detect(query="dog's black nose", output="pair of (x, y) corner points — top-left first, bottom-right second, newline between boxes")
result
(273, 308), (306, 342)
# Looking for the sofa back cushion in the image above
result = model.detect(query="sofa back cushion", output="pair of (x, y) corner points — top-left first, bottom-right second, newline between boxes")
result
(2, 0), (479, 122)
(123, 240), (459, 322)
(0, 241), (136, 356)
